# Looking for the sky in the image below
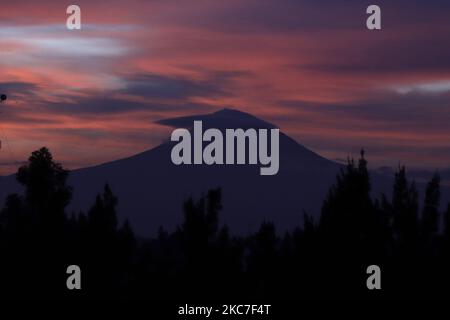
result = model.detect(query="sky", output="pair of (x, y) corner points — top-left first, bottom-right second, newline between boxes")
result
(0, 0), (449, 174)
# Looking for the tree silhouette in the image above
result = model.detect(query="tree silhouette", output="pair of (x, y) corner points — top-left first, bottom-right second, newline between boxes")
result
(317, 150), (387, 295)
(444, 203), (450, 240)
(0, 147), (73, 296)
(82, 183), (135, 297)
(319, 150), (385, 255)
(247, 221), (278, 298)
(390, 166), (419, 252)
(421, 173), (440, 245)
(17, 147), (71, 226)
(88, 184), (118, 235)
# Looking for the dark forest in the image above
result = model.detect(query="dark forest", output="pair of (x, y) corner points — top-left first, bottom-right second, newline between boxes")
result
(1, 147), (449, 299)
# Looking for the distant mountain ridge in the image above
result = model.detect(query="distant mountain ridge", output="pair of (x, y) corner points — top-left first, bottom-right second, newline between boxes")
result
(0, 108), (448, 236)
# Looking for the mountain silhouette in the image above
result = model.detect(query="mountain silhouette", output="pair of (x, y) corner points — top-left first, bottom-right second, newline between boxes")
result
(0, 108), (448, 236)
(71, 108), (342, 235)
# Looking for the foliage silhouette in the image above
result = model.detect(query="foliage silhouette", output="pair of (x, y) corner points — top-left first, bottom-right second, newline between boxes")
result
(0, 147), (450, 299)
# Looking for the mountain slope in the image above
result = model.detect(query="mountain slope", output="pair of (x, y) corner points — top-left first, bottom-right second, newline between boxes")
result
(68, 108), (342, 235)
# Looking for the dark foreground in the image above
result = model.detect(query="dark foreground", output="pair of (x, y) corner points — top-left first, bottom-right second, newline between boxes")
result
(0, 148), (449, 300)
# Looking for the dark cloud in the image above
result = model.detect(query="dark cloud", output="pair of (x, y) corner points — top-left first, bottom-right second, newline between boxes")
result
(121, 71), (239, 100)
(169, 0), (363, 33)
(40, 71), (245, 115)
(280, 90), (450, 132)
(123, 70), (249, 99)
(168, 0), (450, 34)
(300, 31), (450, 75)
(45, 96), (149, 114)
(0, 82), (37, 95)
(0, 113), (61, 125)
(43, 96), (220, 115)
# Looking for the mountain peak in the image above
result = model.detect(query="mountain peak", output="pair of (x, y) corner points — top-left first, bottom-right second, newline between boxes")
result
(213, 107), (251, 116)
(157, 108), (276, 129)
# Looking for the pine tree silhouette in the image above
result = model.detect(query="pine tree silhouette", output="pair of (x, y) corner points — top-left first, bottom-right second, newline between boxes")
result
(444, 204), (450, 240)
(391, 166), (419, 252)
(83, 183), (132, 297)
(17, 147), (72, 225)
(0, 147), (73, 296)
(247, 221), (278, 298)
(421, 173), (440, 244)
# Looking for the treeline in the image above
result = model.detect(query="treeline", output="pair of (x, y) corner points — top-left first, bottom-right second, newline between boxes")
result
(1, 147), (450, 299)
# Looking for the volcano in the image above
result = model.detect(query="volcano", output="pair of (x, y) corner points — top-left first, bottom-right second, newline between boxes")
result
(2, 108), (443, 237)
(68, 108), (342, 236)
